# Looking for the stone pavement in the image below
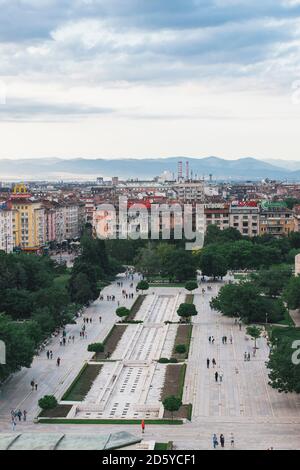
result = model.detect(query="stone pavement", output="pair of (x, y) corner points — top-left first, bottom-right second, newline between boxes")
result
(0, 273), (140, 423)
(1, 279), (300, 450)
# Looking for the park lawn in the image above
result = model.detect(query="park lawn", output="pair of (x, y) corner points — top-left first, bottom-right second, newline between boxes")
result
(172, 324), (193, 360)
(39, 404), (72, 418)
(93, 325), (127, 360)
(62, 364), (102, 401)
(185, 294), (194, 304)
(161, 363), (190, 420)
(38, 418), (183, 425)
(154, 442), (173, 450)
(127, 295), (146, 320)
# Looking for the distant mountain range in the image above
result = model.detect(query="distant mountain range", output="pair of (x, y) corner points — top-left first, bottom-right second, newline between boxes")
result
(1, 156), (300, 182)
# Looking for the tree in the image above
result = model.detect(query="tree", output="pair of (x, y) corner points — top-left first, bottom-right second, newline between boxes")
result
(185, 281), (198, 293)
(267, 337), (300, 393)
(175, 344), (187, 354)
(177, 303), (197, 322)
(69, 272), (94, 305)
(136, 280), (149, 294)
(251, 266), (292, 298)
(164, 249), (197, 282)
(116, 307), (130, 320)
(163, 395), (182, 420)
(246, 325), (262, 349)
(88, 343), (104, 352)
(210, 283), (269, 324)
(134, 247), (161, 278)
(199, 250), (228, 279)
(204, 225), (242, 246)
(38, 395), (58, 410)
(0, 314), (36, 382)
(283, 276), (300, 310)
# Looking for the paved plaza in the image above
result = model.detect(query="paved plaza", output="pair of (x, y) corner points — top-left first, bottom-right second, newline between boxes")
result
(0, 276), (300, 450)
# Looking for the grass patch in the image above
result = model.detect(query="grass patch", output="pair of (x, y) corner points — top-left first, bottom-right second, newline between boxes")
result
(93, 325), (127, 360)
(62, 363), (102, 401)
(38, 418), (183, 425)
(39, 405), (72, 418)
(172, 324), (193, 360)
(154, 442), (173, 450)
(185, 294), (194, 304)
(161, 363), (187, 401)
(127, 295), (146, 320)
(186, 403), (193, 421)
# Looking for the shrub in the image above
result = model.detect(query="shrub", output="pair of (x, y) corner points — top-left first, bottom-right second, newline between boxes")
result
(116, 307), (130, 319)
(163, 395), (182, 420)
(175, 344), (187, 354)
(158, 358), (170, 363)
(38, 395), (58, 410)
(88, 343), (104, 353)
(169, 358), (178, 363)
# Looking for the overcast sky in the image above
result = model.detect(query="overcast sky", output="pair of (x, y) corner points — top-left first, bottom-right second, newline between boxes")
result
(0, 0), (300, 160)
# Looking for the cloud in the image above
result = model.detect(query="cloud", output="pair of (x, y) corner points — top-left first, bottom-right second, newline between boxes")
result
(0, 0), (300, 120)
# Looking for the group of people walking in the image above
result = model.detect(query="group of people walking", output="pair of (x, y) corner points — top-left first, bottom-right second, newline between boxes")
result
(11, 409), (27, 430)
(213, 433), (234, 449)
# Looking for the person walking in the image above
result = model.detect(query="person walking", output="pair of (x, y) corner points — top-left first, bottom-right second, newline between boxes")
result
(215, 371), (219, 382)
(57, 357), (61, 367)
(212, 434), (218, 449)
(17, 409), (22, 422)
(35, 383), (38, 391)
(30, 380), (35, 391)
(141, 420), (145, 434)
(99, 316), (102, 323)
(220, 434), (225, 448)
(212, 358), (216, 368)
(23, 410), (27, 422)
(50, 351), (53, 360)
(207, 358), (210, 368)
(11, 418), (16, 431)
(219, 373), (223, 383)
(46, 350), (50, 360)
(230, 433), (235, 448)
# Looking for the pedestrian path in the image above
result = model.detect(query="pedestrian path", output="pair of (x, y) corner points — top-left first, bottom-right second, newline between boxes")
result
(0, 273), (139, 426)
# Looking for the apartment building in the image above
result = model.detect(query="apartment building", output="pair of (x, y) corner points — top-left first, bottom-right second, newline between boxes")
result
(229, 202), (260, 237)
(204, 203), (230, 231)
(259, 201), (294, 237)
(10, 184), (46, 251)
(173, 182), (205, 203)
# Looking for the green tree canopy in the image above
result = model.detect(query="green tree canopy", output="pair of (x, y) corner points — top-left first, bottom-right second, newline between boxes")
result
(38, 395), (58, 410)
(116, 307), (130, 319)
(268, 335), (300, 393)
(185, 281), (198, 292)
(136, 280), (149, 292)
(162, 395), (182, 420)
(177, 303), (198, 320)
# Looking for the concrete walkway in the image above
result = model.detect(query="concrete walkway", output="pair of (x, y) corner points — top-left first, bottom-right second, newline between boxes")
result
(1, 278), (300, 450)
(0, 273), (139, 422)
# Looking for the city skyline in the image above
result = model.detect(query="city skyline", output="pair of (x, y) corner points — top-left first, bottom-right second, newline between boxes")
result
(0, 1), (300, 160)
